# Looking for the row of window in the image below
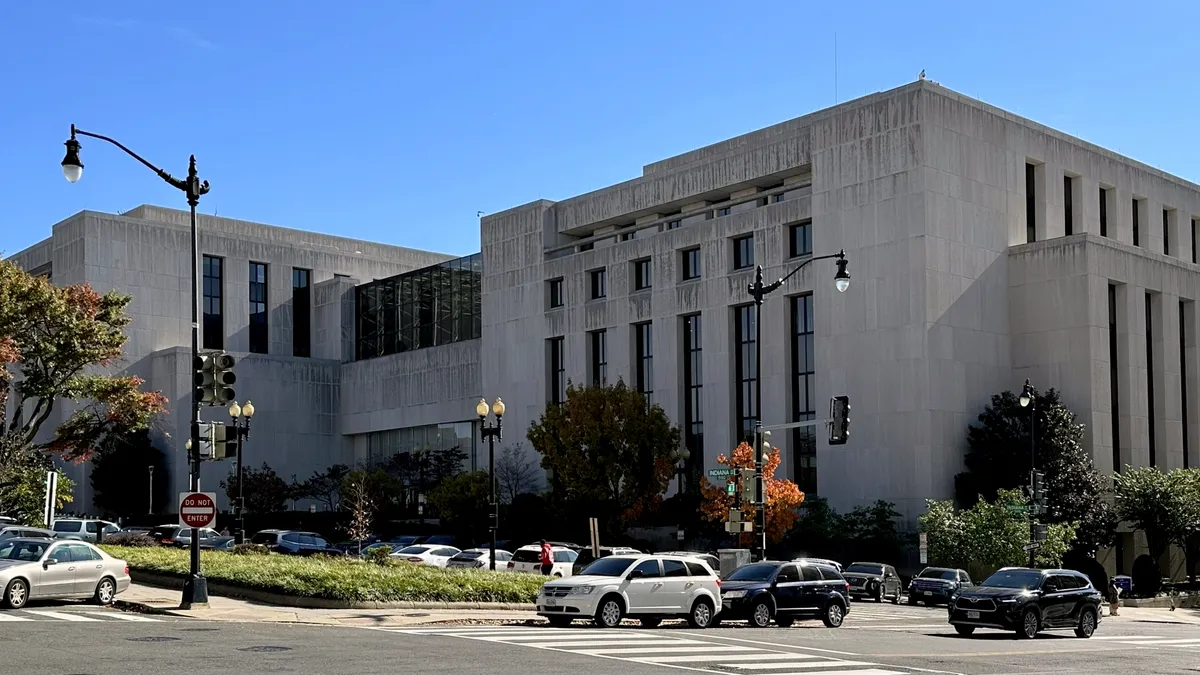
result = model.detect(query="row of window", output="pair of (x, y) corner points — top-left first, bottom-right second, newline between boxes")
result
(1107, 285), (1195, 471)
(545, 294), (818, 493)
(547, 221), (813, 308)
(1027, 163), (1200, 263)
(201, 256), (312, 357)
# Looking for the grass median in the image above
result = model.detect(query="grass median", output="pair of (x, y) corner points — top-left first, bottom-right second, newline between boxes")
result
(101, 545), (548, 604)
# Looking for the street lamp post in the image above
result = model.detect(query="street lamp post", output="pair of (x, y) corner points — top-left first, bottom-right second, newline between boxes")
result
(62, 125), (211, 608)
(477, 397), (505, 571)
(1019, 379), (1037, 567)
(227, 401), (255, 544)
(746, 250), (850, 561)
(148, 465), (154, 515)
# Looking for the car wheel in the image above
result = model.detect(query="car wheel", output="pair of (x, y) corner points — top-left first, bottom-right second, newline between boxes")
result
(775, 617), (795, 628)
(749, 600), (773, 628)
(954, 625), (975, 636)
(639, 617), (661, 628)
(3, 578), (28, 610)
(890, 588), (900, 604)
(822, 602), (845, 628)
(1017, 608), (1039, 639)
(547, 616), (573, 628)
(1074, 607), (1097, 638)
(874, 586), (884, 603)
(594, 595), (624, 629)
(907, 595), (917, 605)
(93, 577), (116, 606)
(687, 598), (715, 629)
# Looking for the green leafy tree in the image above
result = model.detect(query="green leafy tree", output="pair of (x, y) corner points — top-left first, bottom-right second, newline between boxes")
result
(1179, 469), (1200, 579)
(296, 464), (350, 511)
(221, 462), (290, 514)
(527, 380), (680, 537)
(429, 471), (491, 543)
(89, 429), (167, 518)
(0, 451), (74, 524)
(920, 489), (1075, 570)
(956, 388), (1115, 554)
(839, 500), (904, 562)
(1113, 466), (1192, 563)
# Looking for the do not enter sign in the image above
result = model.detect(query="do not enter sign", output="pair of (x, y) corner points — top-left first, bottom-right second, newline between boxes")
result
(178, 492), (217, 529)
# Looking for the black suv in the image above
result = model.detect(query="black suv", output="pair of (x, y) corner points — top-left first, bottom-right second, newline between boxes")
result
(718, 560), (850, 628)
(949, 567), (1103, 639)
(842, 561), (902, 603)
(909, 566), (972, 606)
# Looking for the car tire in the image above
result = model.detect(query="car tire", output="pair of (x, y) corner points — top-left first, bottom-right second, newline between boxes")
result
(594, 595), (624, 629)
(639, 617), (661, 628)
(1017, 608), (1040, 639)
(3, 578), (29, 610)
(775, 617), (795, 628)
(890, 589), (900, 604)
(688, 598), (715, 629)
(822, 602), (845, 628)
(547, 616), (573, 628)
(1074, 607), (1098, 638)
(93, 577), (117, 606)
(954, 625), (975, 636)
(749, 599), (773, 628)
(874, 586), (884, 603)
(907, 595), (917, 605)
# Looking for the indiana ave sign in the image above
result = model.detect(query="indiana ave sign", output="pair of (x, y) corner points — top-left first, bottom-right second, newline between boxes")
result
(178, 492), (217, 529)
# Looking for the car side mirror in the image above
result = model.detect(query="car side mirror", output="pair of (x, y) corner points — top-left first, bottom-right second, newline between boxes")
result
(627, 570), (643, 580)
(43, 558), (58, 568)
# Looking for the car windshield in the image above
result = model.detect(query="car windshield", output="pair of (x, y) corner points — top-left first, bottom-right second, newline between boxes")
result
(846, 563), (884, 574)
(981, 570), (1043, 590)
(52, 521), (81, 532)
(397, 546), (430, 555)
(726, 564), (779, 582)
(918, 569), (958, 580)
(0, 540), (48, 561)
(453, 551), (484, 560)
(580, 557), (636, 577)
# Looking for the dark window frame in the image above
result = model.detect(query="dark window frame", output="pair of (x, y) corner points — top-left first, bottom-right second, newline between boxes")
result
(1146, 292), (1156, 467)
(548, 278), (564, 308)
(788, 220), (813, 258)
(633, 259), (652, 291)
(1109, 284), (1121, 472)
(791, 294), (816, 494)
(734, 304), (757, 444)
(1181, 300), (1191, 470)
(1133, 198), (1142, 247)
(683, 314), (703, 472)
(1025, 162), (1037, 243)
(202, 255), (224, 350)
(681, 247), (701, 281)
(1064, 175), (1074, 236)
(548, 337), (566, 405)
(292, 268), (311, 357)
(1099, 187), (1110, 237)
(733, 235), (755, 270)
(589, 329), (608, 387)
(635, 322), (653, 405)
(249, 261), (269, 354)
(1163, 208), (1171, 256)
(589, 268), (607, 300)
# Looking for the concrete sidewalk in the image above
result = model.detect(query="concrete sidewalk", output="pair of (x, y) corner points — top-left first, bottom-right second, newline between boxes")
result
(116, 583), (541, 627)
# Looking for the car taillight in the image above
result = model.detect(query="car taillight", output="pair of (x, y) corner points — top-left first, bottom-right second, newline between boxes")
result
(844, 583), (851, 592)
(507, 561), (515, 569)
(161, 539), (172, 544)
(716, 579), (722, 587)
(124, 566), (130, 575)
(408, 557), (423, 563)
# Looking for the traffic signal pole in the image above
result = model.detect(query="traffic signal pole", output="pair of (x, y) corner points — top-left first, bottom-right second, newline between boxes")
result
(183, 157), (210, 609)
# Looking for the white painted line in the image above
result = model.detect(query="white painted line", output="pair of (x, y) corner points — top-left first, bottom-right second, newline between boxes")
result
(699, 634), (861, 656)
(722, 658), (831, 668)
(23, 610), (102, 622)
(0, 613), (32, 621)
(479, 633), (680, 643)
(536, 638), (701, 648)
(748, 670), (905, 675)
(582, 645), (757, 655)
(849, 624), (948, 630)
(721, 662), (879, 671)
(1091, 635), (1162, 641)
(96, 612), (160, 622)
(1125, 638), (1200, 645)
(635, 653), (824, 664)
(446, 629), (593, 638)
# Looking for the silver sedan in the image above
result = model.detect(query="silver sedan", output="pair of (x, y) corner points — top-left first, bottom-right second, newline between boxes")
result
(0, 538), (131, 609)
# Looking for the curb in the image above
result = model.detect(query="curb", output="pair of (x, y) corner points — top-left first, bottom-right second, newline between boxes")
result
(128, 571), (537, 611)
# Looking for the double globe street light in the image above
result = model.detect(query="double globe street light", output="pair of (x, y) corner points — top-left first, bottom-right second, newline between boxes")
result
(477, 397), (505, 571)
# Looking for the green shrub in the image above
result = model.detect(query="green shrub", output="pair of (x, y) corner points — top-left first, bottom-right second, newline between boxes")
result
(364, 546), (393, 566)
(104, 533), (158, 547)
(101, 545), (546, 603)
(232, 543), (270, 556)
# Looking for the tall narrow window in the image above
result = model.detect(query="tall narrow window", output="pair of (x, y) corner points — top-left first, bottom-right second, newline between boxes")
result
(733, 305), (757, 444)
(548, 337), (565, 405)
(202, 255), (224, 349)
(292, 268), (311, 357)
(589, 329), (608, 387)
(1193, 218), (1199, 264)
(1063, 175), (1074, 236)
(1099, 188), (1109, 237)
(589, 269), (606, 299)
(1025, 163), (1037, 243)
(1180, 301), (1191, 470)
(1146, 293), (1157, 466)
(791, 294), (816, 494)
(788, 220), (813, 258)
(1109, 284), (1121, 472)
(682, 248), (701, 281)
(733, 235), (755, 270)
(633, 260), (652, 291)
(248, 262), (268, 354)
(1163, 209), (1171, 256)
(683, 314), (703, 462)
(1133, 199), (1141, 247)
(548, 278), (564, 308)
(635, 322), (653, 406)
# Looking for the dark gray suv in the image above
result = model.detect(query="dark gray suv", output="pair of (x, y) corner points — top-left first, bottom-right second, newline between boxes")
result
(251, 529), (333, 555)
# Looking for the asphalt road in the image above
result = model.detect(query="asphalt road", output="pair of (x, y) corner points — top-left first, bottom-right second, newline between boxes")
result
(4, 601), (1198, 675)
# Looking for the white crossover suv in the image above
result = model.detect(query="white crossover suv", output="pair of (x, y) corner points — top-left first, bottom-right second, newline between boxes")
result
(536, 554), (722, 629)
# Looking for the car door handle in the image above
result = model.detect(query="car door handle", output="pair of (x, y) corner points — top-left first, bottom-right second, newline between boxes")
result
(96, 564), (103, 569)
(653, 582), (663, 588)
(68, 566), (76, 571)
(685, 582), (694, 588)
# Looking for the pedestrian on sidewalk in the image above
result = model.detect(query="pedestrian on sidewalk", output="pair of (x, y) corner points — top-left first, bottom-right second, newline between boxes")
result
(1108, 578), (1120, 616)
(539, 539), (553, 576)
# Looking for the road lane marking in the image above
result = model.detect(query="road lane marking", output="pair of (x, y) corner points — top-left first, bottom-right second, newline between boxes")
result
(848, 625), (949, 630)
(1091, 635), (1163, 640)
(720, 662), (879, 671)
(581, 645), (757, 655)
(726, 659), (843, 668)
(635, 653), (826, 664)
(0, 613), (32, 621)
(22, 610), (102, 622)
(1125, 638), (1200, 645)
(470, 632), (664, 641)
(95, 612), (160, 621)
(751, 670), (906, 675)
(697, 633), (860, 655)
(538, 638), (702, 648)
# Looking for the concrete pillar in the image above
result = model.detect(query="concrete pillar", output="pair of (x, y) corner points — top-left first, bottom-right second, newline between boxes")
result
(1144, 199), (1164, 255)
(1114, 283), (1139, 470)
(1114, 187), (1135, 246)
(1157, 293), (1179, 469)
(1042, 162), (1065, 239)
(1186, 300), (1200, 469)
(1079, 176), (1102, 236)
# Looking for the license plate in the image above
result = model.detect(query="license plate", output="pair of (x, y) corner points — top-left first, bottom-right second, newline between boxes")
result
(923, 590), (932, 596)
(545, 598), (557, 607)
(967, 611), (980, 619)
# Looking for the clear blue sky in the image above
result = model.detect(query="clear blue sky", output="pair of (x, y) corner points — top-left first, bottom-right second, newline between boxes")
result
(2, 1), (1197, 257)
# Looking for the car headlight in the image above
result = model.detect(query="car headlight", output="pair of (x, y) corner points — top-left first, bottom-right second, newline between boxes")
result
(996, 597), (1019, 605)
(569, 586), (595, 595)
(722, 590), (746, 598)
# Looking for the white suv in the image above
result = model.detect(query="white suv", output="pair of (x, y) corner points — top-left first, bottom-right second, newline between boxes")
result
(508, 544), (578, 577)
(537, 554), (722, 629)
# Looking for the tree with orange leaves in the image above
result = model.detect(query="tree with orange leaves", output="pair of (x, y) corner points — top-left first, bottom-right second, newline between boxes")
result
(699, 442), (805, 544)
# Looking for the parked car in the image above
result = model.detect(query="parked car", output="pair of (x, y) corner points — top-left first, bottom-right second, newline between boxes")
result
(387, 535), (423, 547)
(948, 567), (1103, 639)
(571, 546), (641, 576)
(0, 538), (131, 609)
(0, 526), (54, 541)
(51, 519), (120, 543)
(421, 535), (458, 546)
(447, 548), (512, 570)
(792, 557), (843, 573)
(392, 545), (461, 566)
(148, 525), (222, 548)
(657, 551), (720, 574)
(509, 544), (578, 577)
(360, 542), (408, 557)
(718, 560), (850, 628)
(208, 537), (235, 552)
(119, 526), (153, 535)
(842, 561), (902, 603)
(250, 529), (333, 555)
(537, 554), (722, 628)
(908, 567), (972, 606)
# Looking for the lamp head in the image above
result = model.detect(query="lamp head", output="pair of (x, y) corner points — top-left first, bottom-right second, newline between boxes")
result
(185, 439), (192, 450)
(476, 398), (489, 418)
(228, 401), (242, 419)
(1019, 379), (1033, 408)
(492, 397), (505, 418)
(834, 256), (851, 293)
(242, 400), (254, 418)
(61, 130), (83, 183)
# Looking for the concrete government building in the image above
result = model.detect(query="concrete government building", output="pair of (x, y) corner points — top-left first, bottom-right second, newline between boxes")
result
(9, 80), (1200, 573)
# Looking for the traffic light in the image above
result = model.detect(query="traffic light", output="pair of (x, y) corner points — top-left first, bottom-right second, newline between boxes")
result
(199, 422), (229, 460)
(1031, 470), (1046, 504)
(194, 352), (236, 405)
(739, 468), (755, 505)
(1032, 523), (1049, 543)
(829, 395), (850, 445)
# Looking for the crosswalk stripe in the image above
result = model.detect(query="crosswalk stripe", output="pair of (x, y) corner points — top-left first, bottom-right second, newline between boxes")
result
(94, 612), (160, 622)
(721, 662), (879, 671)
(0, 613), (32, 621)
(538, 639), (701, 649)
(1091, 635), (1163, 641)
(750, 670), (906, 675)
(850, 625), (949, 630)
(1125, 638), (1200, 645)
(22, 610), (102, 622)
(723, 659), (836, 668)
(479, 633), (680, 643)
(635, 653), (826, 664)
(582, 645), (757, 655)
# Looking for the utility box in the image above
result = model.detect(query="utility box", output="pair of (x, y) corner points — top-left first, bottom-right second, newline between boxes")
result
(718, 548), (751, 578)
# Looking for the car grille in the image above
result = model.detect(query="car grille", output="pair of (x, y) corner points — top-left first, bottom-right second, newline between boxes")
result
(543, 587), (571, 598)
(954, 597), (996, 611)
